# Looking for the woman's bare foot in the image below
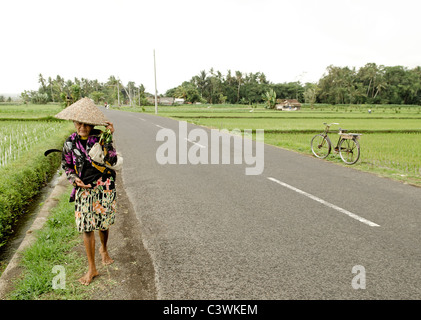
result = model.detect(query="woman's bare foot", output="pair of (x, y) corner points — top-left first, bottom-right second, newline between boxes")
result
(100, 246), (114, 265)
(79, 270), (99, 286)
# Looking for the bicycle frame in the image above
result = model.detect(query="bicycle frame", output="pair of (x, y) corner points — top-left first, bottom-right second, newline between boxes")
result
(311, 122), (361, 164)
(322, 122), (341, 151)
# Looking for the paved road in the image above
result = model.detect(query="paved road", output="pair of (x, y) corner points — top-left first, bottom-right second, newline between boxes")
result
(104, 108), (421, 299)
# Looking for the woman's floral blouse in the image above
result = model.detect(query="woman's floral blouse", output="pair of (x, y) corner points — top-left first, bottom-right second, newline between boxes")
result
(61, 129), (118, 202)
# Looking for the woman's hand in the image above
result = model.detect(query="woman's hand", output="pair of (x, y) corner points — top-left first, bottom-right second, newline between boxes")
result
(105, 121), (115, 134)
(75, 178), (92, 189)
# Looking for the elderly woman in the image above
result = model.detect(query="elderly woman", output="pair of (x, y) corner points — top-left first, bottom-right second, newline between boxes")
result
(56, 97), (118, 285)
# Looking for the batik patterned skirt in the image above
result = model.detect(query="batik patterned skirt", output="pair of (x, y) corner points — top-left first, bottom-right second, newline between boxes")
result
(74, 180), (117, 233)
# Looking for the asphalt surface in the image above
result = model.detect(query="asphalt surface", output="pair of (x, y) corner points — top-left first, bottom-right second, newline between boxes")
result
(104, 107), (421, 300)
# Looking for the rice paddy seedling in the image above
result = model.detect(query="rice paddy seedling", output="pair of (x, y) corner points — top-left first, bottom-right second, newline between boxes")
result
(0, 121), (70, 167)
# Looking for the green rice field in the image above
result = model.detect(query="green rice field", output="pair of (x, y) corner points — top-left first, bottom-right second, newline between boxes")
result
(177, 117), (421, 132)
(0, 121), (73, 167)
(0, 104), (63, 120)
(0, 103), (74, 170)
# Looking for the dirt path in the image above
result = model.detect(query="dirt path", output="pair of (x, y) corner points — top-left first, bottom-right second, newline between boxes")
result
(85, 172), (157, 299)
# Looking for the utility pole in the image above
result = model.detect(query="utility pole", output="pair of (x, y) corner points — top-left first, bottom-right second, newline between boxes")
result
(154, 49), (158, 114)
(117, 79), (120, 107)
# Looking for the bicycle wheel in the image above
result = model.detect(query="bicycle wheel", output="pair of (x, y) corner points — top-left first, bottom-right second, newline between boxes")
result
(311, 134), (331, 159)
(339, 138), (360, 164)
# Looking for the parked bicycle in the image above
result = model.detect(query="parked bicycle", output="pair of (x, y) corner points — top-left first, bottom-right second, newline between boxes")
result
(311, 122), (362, 165)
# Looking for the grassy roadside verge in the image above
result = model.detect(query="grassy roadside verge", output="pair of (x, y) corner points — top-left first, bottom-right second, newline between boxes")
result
(262, 132), (421, 187)
(5, 184), (90, 300)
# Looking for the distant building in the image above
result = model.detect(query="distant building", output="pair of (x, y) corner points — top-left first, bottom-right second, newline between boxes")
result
(146, 97), (155, 105)
(146, 96), (176, 106)
(275, 99), (301, 110)
(159, 97), (175, 106)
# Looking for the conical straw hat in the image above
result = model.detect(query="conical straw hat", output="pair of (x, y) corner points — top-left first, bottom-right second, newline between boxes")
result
(55, 97), (109, 126)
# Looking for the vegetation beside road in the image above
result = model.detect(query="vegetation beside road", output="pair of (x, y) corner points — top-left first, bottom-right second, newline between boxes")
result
(0, 104), (74, 247)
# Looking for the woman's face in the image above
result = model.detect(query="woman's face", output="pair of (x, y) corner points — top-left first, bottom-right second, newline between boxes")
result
(74, 121), (93, 137)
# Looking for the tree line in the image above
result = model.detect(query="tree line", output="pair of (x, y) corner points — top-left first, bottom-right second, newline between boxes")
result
(21, 63), (421, 106)
(0, 96), (13, 102)
(166, 63), (421, 106)
(316, 63), (421, 105)
(165, 69), (303, 105)
(21, 74), (150, 106)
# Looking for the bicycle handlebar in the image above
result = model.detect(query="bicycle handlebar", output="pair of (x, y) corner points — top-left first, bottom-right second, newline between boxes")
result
(323, 122), (339, 127)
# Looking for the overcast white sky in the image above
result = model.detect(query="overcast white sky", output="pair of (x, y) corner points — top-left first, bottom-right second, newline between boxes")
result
(1, 0), (420, 95)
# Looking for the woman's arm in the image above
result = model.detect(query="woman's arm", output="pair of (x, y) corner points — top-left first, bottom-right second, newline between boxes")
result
(61, 140), (79, 186)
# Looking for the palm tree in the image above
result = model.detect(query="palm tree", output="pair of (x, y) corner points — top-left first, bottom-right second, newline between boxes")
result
(194, 70), (207, 99)
(107, 76), (121, 106)
(48, 77), (54, 102)
(38, 73), (47, 94)
(235, 71), (243, 103)
(373, 80), (387, 100)
(258, 72), (268, 84)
